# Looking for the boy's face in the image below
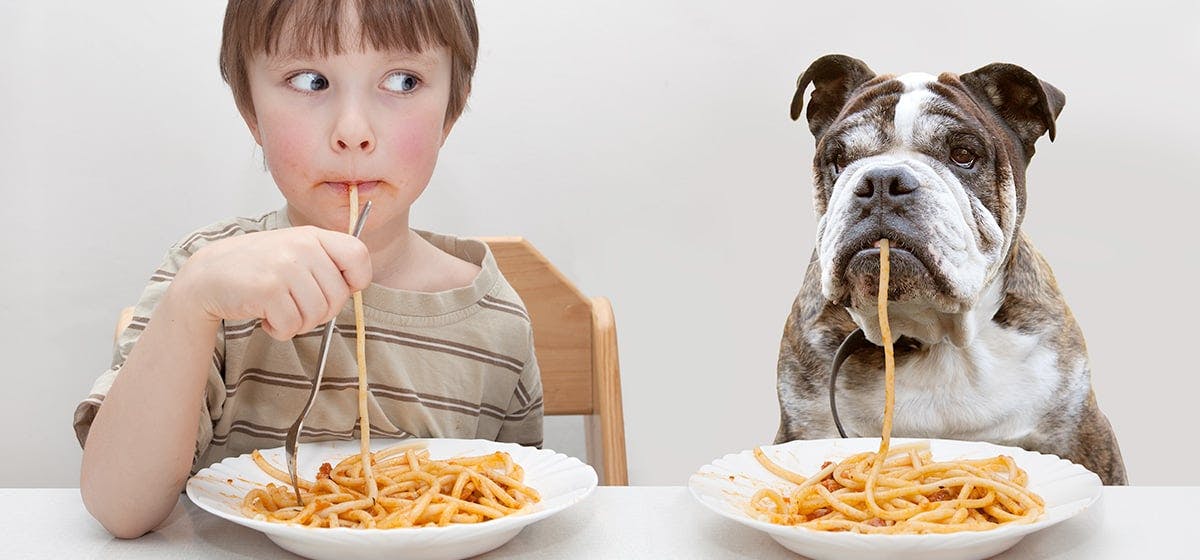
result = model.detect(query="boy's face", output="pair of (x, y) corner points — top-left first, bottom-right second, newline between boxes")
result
(242, 31), (454, 233)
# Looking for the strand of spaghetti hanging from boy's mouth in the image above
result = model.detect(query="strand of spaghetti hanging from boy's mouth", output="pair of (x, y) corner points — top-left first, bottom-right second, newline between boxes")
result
(348, 185), (378, 501)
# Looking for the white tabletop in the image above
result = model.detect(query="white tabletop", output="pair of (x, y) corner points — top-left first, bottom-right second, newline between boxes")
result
(0, 486), (1191, 559)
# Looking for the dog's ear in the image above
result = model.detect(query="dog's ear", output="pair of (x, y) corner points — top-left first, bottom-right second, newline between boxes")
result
(960, 63), (1065, 156)
(790, 54), (875, 138)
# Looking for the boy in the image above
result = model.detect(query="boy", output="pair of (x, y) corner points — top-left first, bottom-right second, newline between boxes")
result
(75, 0), (542, 538)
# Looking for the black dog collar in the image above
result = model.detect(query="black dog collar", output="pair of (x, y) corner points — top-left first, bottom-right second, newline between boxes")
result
(829, 328), (922, 438)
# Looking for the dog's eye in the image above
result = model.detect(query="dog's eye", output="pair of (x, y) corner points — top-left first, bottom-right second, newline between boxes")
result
(950, 147), (976, 168)
(831, 151), (849, 176)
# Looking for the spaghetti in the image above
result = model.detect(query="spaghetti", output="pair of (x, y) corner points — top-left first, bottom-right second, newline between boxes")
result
(348, 185), (378, 500)
(242, 443), (540, 528)
(748, 239), (1044, 533)
(240, 186), (540, 528)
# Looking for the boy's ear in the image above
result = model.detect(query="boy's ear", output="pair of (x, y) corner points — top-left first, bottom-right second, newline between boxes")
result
(240, 109), (264, 146)
(440, 116), (458, 147)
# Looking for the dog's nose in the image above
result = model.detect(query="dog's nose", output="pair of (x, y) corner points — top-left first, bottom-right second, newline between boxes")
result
(854, 166), (920, 201)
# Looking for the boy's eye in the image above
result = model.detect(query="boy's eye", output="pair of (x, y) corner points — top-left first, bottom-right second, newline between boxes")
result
(382, 72), (419, 93)
(288, 72), (329, 92)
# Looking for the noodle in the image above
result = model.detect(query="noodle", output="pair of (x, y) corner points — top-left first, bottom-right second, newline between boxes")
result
(242, 443), (540, 528)
(748, 239), (1044, 533)
(348, 185), (378, 500)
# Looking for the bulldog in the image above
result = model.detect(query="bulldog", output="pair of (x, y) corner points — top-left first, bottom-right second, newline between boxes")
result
(773, 54), (1127, 485)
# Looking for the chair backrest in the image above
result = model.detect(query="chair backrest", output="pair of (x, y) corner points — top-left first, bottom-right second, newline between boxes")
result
(482, 237), (628, 486)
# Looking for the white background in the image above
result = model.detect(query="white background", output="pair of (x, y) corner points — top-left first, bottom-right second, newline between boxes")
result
(1, 1), (1197, 487)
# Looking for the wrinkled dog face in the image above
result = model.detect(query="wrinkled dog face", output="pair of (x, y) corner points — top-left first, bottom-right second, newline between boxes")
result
(793, 55), (1064, 342)
(817, 73), (1011, 313)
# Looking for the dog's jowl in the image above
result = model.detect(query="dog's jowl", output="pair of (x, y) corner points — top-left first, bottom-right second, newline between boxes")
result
(774, 54), (1127, 485)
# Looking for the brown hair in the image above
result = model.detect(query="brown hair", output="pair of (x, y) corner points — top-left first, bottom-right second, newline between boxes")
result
(219, 0), (478, 123)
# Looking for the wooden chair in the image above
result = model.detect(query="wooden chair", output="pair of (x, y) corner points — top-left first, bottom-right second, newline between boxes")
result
(481, 237), (628, 486)
(114, 238), (630, 485)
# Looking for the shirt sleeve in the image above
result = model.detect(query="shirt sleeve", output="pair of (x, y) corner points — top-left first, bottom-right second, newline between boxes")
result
(495, 330), (544, 448)
(72, 244), (227, 467)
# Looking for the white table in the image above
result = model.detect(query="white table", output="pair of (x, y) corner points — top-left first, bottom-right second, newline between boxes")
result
(0, 487), (1191, 559)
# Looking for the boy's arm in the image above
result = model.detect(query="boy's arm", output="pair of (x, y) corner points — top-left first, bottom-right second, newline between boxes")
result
(495, 335), (544, 448)
(79, 226), (371, 538)
(79, 284), (221, 538)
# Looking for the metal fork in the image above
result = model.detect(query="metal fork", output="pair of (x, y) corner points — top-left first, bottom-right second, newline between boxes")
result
(285, 200), (372, 505)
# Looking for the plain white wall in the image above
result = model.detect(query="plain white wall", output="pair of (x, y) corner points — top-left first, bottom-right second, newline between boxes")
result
(2, 0), (1197, 487)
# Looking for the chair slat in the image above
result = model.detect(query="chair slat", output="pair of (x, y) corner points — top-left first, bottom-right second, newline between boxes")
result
(484, 238), (594, 415)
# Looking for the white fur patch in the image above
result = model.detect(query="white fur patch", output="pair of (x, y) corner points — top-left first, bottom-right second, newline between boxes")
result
(842, 277), (1061, 441)
(893, 73), (937, 145)
(896, 72), (937, 92)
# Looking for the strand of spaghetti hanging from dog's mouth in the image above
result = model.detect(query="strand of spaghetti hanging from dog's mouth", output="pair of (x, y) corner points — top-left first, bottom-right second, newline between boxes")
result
(864, 238), (894, 517)
(349, 185), (378, 501)
(747, 236), (1045, 532)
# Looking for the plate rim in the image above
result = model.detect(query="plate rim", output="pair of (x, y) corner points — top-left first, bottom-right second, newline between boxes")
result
(186, 437), (598, 537)
(688, 437), (1102, 545)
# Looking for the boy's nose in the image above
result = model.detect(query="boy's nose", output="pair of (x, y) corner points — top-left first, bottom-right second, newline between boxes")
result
(331, 110), (376, 154)
(333, 129), (374, 153)
(336, 138), (372, 151)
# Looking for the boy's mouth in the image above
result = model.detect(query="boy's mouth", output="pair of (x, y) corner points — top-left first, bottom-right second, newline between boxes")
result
(324, 180), (381, 195)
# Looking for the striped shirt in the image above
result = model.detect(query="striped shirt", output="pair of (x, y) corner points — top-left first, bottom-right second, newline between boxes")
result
(74, 209), (543, 472)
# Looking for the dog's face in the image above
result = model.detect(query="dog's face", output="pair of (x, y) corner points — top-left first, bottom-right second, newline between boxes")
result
(793, 55), (1064, 344)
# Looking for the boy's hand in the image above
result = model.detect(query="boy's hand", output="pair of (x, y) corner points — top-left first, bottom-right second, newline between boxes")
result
(173, 226), (372, 340)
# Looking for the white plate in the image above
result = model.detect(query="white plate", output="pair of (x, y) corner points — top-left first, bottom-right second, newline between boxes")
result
(688, 438), (1101, 560)
(186, 438), (597, 560)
